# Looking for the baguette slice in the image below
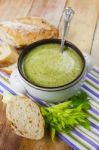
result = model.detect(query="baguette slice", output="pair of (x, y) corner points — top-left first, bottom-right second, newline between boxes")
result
(3, 93), (44, 140)
(0, 44), (18, 67)
(0, 18), (58, 48)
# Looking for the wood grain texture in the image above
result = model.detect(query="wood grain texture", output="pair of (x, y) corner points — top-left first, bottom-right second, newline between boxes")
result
(0, 0), (34, 20)
(0, 95), (22, 150)
(28, 0), (67, 26)
(59, 0), (98, 52)
(91, 16), (99, 67)
(19, 131), (71, 150)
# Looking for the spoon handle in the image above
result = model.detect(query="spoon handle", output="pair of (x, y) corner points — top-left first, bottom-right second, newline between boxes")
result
(60, 7), (75, 53)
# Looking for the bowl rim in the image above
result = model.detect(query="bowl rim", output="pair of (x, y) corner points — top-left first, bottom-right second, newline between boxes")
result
(18, 39), (86, 91)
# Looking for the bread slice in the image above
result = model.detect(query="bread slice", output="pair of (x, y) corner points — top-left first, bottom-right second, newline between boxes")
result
(0, 63), (17, 75)
(0, 18), (59, 48)
(3, 93), (44, 140)
(0, 44), (18, 67)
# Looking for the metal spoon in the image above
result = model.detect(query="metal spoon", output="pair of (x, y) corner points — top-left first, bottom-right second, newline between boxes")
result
(60, 7), (75, 53)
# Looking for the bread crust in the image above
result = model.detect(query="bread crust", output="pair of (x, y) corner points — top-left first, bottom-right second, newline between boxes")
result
(0, 63), (17, 75)
(0, 17), (59, 48)
(0, 44), (18, 67)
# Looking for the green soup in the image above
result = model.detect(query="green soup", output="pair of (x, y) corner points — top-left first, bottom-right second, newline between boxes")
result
(23, 44), (83, 87)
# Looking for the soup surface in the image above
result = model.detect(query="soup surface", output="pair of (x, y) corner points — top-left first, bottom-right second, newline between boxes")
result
(23, 44), (83, 87)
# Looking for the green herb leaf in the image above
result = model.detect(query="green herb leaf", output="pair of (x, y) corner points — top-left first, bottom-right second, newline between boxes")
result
(50, 127), (56, 141)
(40, 91), (91, 140)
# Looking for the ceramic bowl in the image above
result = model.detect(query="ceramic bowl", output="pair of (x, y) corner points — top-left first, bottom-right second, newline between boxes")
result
(10, 39), (92, 103)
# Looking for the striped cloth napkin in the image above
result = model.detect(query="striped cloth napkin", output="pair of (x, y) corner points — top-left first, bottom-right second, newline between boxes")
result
(0, 66), (99, 150)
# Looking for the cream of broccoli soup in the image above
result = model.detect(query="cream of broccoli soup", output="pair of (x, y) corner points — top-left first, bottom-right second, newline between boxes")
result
(23, 44), (83, 87)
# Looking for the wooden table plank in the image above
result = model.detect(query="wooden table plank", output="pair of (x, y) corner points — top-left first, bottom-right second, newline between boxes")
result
(91, 16), (99, 67)
(59, 0), (98, 53)
(0, 0), (34, 20)
(27, 0), (67, 26)
(19, 133), (71, 150)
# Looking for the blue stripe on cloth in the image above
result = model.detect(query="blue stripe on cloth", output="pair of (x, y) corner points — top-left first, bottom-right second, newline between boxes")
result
(87, 74), (99, 85)
(57, 133), (80, 150)
(90, 107), (99, 116)
(93, 68), (99, 74)
(81, 87), (99, 104)
(73, 129), (99, 149)
(0, 70), (10, 78)
(0, 82), (16, 95)
(0, 81), (48, 107)
(27, 92), (48, 107)
(82, 84), (99, 99)
(90, 122), (99, 130)
(0, 89), (3, 94)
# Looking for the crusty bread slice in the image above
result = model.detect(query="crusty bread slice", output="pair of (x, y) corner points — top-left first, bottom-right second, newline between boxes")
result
(3, 94), (44, 140)
(0, 63), (17, 75)
(0, 18), (58, 48)
(0, 44), (18, 67)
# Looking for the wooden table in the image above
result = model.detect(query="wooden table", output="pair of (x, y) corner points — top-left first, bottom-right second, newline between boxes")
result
(0, 0), (99, 67)
(0, 0), (99, 150)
